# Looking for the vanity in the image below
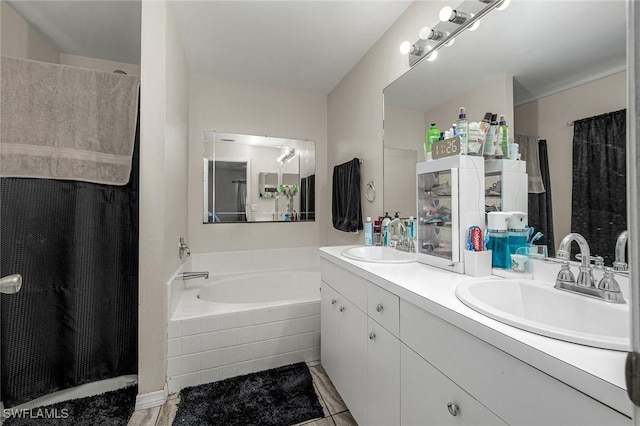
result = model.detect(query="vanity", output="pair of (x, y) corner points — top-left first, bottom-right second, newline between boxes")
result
(319, 246), (632, 425)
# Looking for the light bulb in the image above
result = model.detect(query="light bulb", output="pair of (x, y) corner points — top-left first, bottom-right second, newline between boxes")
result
(496, 0), (511, 10)
(399, 41), (412, 55)
(444, 37), (455, 47)
(469, 19), (481, 31)
(419, 26), (432, 40)
(426, 49), (438, 62)
(439, 6), (453, 22)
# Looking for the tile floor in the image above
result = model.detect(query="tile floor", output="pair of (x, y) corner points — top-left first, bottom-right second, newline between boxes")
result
(127, 362), (356, 426)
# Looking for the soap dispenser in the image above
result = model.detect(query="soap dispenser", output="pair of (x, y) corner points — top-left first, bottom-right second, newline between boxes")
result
(381, 212), (392, 246)
(486, 212), (511, 269)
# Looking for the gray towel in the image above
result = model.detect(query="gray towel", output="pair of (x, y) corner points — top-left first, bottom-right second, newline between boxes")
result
(515, 134), (545, 194)
(1, 56), (140, 185)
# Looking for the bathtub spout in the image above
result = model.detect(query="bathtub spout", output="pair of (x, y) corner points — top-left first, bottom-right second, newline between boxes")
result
(176, 271), (209, 281)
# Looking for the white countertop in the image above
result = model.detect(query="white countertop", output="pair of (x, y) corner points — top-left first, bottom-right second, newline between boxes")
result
(320, 245), (633, 418)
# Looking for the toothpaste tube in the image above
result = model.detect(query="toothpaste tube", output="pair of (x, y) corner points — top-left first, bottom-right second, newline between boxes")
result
(468, 226), (483, 252)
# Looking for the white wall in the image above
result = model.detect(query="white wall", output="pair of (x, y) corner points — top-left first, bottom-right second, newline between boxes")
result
(139, 0), (189, 396)
(514, 71), (626, 248)
(1, 0), (59, 62)
(188, 75), (327, 253)
(60, 53), (140, 76)
(326, 0), (457, 246)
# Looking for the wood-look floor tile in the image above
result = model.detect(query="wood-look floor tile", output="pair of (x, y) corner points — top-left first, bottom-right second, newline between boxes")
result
(309, 364), (347, 415)
(127, 406), (160, 426)
(298, 416), (336, 426)
(332, 411), (358, 426)
(155, 395), (180, 426)
(313, 382), (330, 418)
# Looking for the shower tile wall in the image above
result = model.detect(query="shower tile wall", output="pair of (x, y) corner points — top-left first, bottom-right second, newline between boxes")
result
(167, 301), (320, 393)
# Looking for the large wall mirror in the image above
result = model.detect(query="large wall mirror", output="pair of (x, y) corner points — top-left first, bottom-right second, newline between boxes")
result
(383, 0), (626, 261)
(203, 131), (316, 223)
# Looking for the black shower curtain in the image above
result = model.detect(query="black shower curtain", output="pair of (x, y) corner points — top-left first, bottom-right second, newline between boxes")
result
(571, 109), (626, 265)
(0, 122), (139, 407)
(528, 139), (555, 257)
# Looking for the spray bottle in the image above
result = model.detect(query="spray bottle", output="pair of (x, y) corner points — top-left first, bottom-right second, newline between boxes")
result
(456, 107), (469, 154)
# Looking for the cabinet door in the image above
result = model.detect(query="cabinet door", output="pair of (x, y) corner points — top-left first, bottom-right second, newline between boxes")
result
(339, 297), (367, 425)
(320, 282), (341, 386)
(401, 343), (507, 426)
(367, 318), (400, 426)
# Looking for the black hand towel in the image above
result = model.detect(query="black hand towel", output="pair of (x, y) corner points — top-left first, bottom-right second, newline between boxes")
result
(332, 158), (363, 232)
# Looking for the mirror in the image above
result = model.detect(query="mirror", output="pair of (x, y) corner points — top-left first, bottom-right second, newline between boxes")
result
(203, 131), (315, 223)
(383, 0), (626, 256)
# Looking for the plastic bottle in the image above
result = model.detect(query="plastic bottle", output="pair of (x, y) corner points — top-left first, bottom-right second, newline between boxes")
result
(475, 112), (492, 155)
(364, 217), (373, 246)
(456, 107), (468, 154)
(425, 123), (440, 161)
(483, 114), (499, 157)
(498, 115), (509, 159)
(407, 216), (415, 239)
(381, 212), (392, 246)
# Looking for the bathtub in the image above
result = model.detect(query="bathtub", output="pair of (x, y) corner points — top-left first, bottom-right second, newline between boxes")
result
(166, 248), (321, 394)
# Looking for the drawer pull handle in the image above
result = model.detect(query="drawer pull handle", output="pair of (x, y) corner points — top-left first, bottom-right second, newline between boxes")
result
(369, 332), (376, 341)
(331, 299), (337, 305)
(339, 306), (345, 312)
(376, 303), (384, 312)
(447, 402), (459, 417)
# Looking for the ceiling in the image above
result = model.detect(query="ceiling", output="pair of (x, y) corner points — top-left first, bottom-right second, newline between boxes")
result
(7, 0), (412, 94)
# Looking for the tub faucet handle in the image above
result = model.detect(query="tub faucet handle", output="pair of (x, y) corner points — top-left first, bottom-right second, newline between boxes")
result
(178, 236), (190, 259)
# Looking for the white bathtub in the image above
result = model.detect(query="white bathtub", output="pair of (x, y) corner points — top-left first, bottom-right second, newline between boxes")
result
(166, 248), (321, 394)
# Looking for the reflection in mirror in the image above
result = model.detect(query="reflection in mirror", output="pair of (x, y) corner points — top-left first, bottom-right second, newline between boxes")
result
(383, 0), (626, 262)
(203, 131), (315, 223)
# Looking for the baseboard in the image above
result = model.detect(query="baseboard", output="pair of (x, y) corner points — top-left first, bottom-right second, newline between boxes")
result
(134, 383), (168, 411)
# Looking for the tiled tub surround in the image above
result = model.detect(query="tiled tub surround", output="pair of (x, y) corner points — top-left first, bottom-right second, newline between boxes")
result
(167, 247), (321, 394)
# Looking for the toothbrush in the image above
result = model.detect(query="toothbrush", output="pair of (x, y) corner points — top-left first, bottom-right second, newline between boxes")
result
(530, 232), (543, 244)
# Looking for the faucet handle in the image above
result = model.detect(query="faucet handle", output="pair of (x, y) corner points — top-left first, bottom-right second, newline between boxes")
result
(556, 261), (575, 284)
(597, 267), (626, 303)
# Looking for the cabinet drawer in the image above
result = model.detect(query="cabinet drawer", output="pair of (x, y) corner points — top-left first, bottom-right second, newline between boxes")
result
(401, 343), (507, 426)
(367, 282), (399, 337)
(320, 258), (367, 311)
(400, 300), (630, 426)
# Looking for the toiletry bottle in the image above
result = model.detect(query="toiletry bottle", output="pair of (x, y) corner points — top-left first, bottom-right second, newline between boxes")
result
(425, 123), (440, 161)
(452, 123), (457, 136)
(381, 212), (392, 246)
(456, 107), (468, 154)
(364, 217), (373, 246)
(408, 216), (415, 239)
(498, 115), (509, 159)
(483, 114), (499, 157)
(476, 112), (492, 156)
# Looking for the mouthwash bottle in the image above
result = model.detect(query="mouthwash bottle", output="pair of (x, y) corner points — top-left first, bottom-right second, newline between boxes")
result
(456, 107), (468, 154)
(425, 123), (440, 161)
(498, 115), (509, 159)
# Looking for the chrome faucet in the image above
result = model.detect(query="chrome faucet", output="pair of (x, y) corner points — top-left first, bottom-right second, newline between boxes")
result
(556, 233), (595, 288)
(389, 218), (415, 253)
(176, 271), (209, 280)
(613, 230), (628, 271)
(553, 232), (625, 303)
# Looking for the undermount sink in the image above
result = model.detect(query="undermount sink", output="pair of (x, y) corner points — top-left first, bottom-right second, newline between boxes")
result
(456, 279), (630, 351)
(341, 246), (416, 264)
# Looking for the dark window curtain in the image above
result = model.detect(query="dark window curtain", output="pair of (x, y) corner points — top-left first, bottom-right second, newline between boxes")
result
(528, 139), (555, 257)
(0, 116), (139, 407)
(571, 109), (626, 265)
(300, 175), (315, 221)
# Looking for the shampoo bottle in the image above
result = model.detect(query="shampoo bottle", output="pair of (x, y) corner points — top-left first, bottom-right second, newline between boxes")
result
(425, 123), (440, 161)
(381, 212), (392, 246)
(456, 107), (469, 154)
(483, 114), (499, 157)
(498, 115), (509, 159)
(364, 217), (373, 246)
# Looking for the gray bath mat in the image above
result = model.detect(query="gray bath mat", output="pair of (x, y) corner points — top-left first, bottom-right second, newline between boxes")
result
(173, 362), (323, 426)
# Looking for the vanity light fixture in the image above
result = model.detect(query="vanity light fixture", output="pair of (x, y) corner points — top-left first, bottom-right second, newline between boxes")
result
(426, 48), (438, 62)
(277, 148), (296, 164)
(468, 15), (481, 31)
(495, 0), (511, 10)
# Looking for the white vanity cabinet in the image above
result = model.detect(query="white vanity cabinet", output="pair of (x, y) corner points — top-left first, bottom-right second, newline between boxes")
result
(320, 259), (400, 426)
(320, 253), (631, 426)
